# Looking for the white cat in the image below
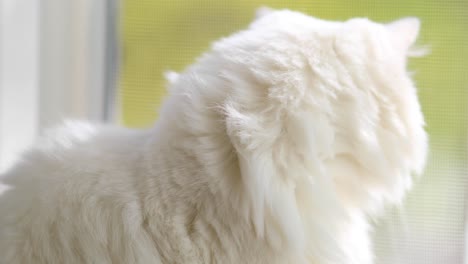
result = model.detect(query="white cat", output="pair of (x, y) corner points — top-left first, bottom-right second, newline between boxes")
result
(0, 8), (427, 264)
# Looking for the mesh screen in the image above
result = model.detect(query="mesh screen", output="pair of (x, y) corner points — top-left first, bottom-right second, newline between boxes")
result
(120, 1), (468, 263)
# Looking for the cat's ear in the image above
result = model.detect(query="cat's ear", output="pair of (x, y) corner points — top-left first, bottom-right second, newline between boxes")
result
(386, 17), (420, 53)
(255, 6), (274, 19)
(164, 71), (179, 84)
(164, 71), (179, 91)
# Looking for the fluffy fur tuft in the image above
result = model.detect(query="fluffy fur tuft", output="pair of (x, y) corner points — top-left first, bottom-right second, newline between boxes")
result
(0, 8), (427, 264)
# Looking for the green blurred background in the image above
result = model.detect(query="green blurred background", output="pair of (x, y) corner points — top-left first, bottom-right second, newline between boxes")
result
(120, 1), (467, 263)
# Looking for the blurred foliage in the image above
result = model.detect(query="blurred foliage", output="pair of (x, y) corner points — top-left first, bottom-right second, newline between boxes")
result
(120, 0), (467, 137)
(120, 1), (467, 262)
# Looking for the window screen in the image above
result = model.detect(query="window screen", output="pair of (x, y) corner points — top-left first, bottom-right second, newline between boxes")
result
(119, 1), (468, 263)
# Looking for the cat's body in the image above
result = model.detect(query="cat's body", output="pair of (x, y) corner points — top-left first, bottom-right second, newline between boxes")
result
(0, 9), (427, 264)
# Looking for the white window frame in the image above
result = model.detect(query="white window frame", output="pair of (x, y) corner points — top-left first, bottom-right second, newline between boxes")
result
(0, 0), (118, 172)
(0, 0), (39, 172)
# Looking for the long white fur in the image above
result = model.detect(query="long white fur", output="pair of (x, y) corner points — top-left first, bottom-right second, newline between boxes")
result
(0, 8), (427, 264)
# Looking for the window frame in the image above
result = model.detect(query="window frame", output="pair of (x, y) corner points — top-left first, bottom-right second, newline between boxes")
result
(0, 0), (119, 171)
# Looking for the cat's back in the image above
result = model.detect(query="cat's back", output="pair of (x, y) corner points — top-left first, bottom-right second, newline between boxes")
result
(0, 121), (146, 199)
(0, 121), (161, 263)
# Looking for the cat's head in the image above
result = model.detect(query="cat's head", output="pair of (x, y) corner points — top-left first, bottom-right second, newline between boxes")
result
(215, 8), (428, 215)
